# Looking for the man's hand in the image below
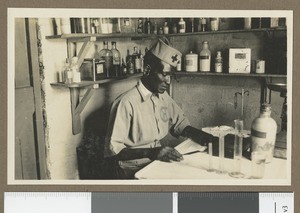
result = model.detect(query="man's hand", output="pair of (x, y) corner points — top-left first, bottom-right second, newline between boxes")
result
(151, 146), (183, 162)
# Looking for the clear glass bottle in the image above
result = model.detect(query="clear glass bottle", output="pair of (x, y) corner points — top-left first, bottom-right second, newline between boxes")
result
(71, 56), (81, 83)
(163, 21), (169, 34)
(144, 18), (152, 34)
(111, 41), (121, 77)
(215, 51), (223, 73)
(199, 41), (211, 72)
(127, 57), (135, 74)
(99, 41), (113, 78)
(178, 18), (186, 33)
(251, 103), (277, 163)
(201, 18), (207, 32)
(64, 58), (72, 84)
(121, 58), (127, 76)
(153, 21), (158, 34)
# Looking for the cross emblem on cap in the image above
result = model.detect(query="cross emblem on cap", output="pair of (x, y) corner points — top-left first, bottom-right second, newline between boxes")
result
(171, 54), (178, 62)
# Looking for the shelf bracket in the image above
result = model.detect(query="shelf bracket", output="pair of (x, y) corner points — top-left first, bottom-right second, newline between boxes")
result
(69, 87), (95, 135)
(67, 36), (96, 67)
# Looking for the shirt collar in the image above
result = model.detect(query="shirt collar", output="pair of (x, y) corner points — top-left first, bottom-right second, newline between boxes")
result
(137, 80), (157, 101)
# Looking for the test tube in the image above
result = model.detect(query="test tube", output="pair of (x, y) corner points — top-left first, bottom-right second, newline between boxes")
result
(229, 119), (244, 178)
(217, 134), (226, 174)
(207, 142), (214, 172)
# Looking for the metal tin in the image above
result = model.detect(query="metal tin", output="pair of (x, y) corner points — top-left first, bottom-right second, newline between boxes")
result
(185, 51), (198, 72)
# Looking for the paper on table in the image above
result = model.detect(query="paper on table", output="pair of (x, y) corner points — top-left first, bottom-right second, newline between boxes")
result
(176, 139), (207, 154)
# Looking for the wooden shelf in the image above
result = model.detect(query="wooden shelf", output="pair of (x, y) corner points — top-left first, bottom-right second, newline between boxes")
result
(174, 72), (286, 78)
(45, 28), (287, 40)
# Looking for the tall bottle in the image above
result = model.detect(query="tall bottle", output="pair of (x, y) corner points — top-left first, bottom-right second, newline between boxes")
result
(214, 51), (223, 73)
(251, 103), (277, 163)
(99, 41), (113, 78)
(199, 41), (211, 72)
(133, 46), (141, 73)
(139, 49), (144, 74)
(137, 18), (144, 34)
(64, 58), (72, 84)
(125, 49), (133, 74)
(153, 21), (158, 34)
(201, 18), (207, 31)
(111, 41), (121, 77)
(178, 18), (186, 33)
(71, 56), (81, 83)
(144, 18), (152, 34)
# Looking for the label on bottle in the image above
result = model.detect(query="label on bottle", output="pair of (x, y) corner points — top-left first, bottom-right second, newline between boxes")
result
(135, 58), (141, 69)
(215, 62), (222, 73)
(96, 64), (104, 74)
(200, 55), (210, 59)
(251, 128), (267, 139)
(200, 58), (210, 72)
(186, 59), (194, 66)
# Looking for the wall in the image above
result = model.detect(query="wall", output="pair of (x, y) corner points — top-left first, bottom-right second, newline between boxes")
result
(38, 18), (286, 179)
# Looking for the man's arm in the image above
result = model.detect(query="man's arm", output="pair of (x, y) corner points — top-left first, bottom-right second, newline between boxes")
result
(182, 125), (218, 146)
(115, 146), (183, 162)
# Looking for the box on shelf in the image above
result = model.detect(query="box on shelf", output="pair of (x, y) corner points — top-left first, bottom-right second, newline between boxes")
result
(80, 58), (106, 81)
(228, 48), (251, 73)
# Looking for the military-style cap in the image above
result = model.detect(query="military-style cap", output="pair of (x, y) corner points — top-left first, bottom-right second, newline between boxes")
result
(150, 38), (182, 67)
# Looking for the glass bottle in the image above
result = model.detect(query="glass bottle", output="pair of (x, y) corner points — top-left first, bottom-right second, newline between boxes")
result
(163, 21), (169, 34)
(64, 58), (72, 84)
(158, 27), (164, 35)
(132, 47), (141, 73)
(99, 41), (113, 78)
(251, 103), (277, 163)
(139, 49), (144, 74)
(210, 18), (219, 31)
(121, 58), (127, 76)
(199, 41), (211, 72)
(178, 18), (186, 33)
(144, 18), (152, 34)
(153, 21), (158, 34)
(71, 56), (81, 83)
(215, 51), (223, 73)
(201, 18), (207, 31)
(137, 18), (144, 33)
(111, 41), (121, 77)
(127, 57), (135, 74)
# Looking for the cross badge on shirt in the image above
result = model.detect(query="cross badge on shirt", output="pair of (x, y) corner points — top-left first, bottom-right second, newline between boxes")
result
(171, 54), (178, 63)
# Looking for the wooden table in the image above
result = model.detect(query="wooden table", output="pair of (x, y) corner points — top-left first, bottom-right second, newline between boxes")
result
(135, 139), (288, 182)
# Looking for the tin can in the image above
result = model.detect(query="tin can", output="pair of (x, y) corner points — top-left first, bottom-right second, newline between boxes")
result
(185, 51), (198, 72)
(256, 60), (265, 74)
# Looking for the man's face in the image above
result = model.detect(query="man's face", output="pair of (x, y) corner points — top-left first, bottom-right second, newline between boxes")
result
(149, 62), (172, 94)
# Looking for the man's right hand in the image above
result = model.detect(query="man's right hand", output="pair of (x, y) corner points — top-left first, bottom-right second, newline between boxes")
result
(151, 146), (183, 162)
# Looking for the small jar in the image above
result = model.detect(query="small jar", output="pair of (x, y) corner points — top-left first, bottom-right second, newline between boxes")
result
(185, 51), (198, 72)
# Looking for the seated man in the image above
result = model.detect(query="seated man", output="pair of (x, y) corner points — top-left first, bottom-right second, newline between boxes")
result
(104, 39), (216, 179)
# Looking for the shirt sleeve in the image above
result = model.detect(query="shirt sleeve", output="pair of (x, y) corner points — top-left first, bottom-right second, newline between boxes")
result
(104, 98), (133, 158)
(168, 96), (191, 138)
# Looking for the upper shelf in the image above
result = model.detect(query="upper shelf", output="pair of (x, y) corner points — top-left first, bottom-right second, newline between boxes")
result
(174, 72), (286, 78)
(45, 28), (287, 40)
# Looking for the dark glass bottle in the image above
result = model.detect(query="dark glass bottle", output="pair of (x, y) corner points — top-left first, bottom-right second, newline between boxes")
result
(137, 18), (144, 33)
(99, 41), (113, 78)
(111, 41), (121, 77)
(144, 18), (152, 34)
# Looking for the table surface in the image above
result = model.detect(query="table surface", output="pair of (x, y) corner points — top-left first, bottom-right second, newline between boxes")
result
(135, 139), (287, 180)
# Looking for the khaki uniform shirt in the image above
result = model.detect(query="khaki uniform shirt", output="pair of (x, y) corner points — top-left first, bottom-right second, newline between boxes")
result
(104, 80), (190, 173)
